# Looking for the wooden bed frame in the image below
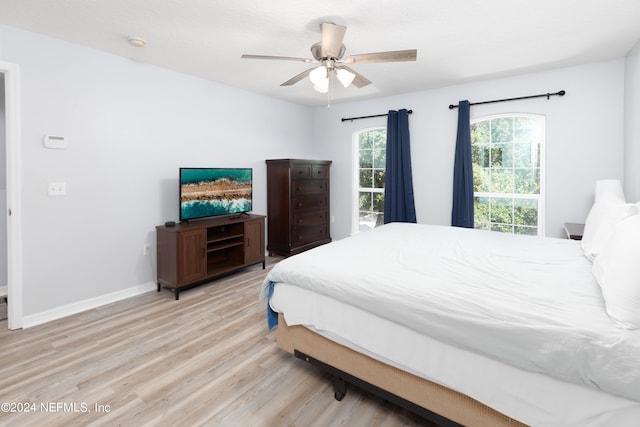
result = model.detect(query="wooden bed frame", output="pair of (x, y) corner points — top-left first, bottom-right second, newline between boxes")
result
(277, 314), (527, 427)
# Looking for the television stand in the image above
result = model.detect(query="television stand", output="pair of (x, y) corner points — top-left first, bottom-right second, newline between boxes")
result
(156, 214), (265, 300)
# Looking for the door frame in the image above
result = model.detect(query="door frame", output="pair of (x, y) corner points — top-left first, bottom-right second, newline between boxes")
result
(1, 61), (23, 330)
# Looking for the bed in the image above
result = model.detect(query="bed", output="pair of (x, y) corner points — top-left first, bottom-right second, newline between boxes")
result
(260, 220), (640, 426)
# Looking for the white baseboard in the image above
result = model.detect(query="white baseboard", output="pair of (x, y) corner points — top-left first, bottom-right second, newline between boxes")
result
(22, 281), (157, 328)
(0, 285), (7, 298)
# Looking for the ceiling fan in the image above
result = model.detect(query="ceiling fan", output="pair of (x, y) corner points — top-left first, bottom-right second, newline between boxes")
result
(241, 22), (417, 103)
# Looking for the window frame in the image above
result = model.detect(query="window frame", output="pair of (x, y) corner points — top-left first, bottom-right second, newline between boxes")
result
(471, 113), (546, 236)
(352, 126), (386, 235)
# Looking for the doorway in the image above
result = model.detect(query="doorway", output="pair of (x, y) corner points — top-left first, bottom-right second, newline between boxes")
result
(0, 73), (6, 322)
(1, 61), (23, 330)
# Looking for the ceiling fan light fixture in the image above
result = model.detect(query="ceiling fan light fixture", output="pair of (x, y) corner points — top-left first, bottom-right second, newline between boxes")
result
(309, 66), (328, 85)
(335, 68), (355, 88)
(313, 79), (329, 93)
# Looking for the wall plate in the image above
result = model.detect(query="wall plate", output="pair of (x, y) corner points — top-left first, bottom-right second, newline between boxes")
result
(48, 182), (66, 196)
(44, 135), (67, 149)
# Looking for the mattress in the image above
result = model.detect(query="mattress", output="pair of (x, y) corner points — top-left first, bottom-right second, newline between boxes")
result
(261, 223), (640, 405)
(269, 283), (640, 427)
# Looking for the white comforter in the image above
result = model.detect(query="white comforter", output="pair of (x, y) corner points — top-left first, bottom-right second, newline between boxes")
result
(261, 222), (640, 403)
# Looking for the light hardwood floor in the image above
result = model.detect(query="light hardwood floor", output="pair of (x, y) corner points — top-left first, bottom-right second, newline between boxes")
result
(0, 258), (436, 427)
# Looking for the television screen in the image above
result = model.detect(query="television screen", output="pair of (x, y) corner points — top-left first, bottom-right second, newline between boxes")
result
(179, 168), (252, 221)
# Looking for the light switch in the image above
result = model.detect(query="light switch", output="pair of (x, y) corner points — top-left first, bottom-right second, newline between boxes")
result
(48, 182), (67, 196)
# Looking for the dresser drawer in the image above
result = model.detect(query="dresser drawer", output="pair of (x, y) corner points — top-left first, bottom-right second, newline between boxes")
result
(293, 225), (329, 245)
(293, 210), (329, 227)
(292, 164), (312, 178)
(292, 164), (330, 179)
(293, 180), (328, 195)
(311, 165), (329, 179)
(292, 195), (328, 210)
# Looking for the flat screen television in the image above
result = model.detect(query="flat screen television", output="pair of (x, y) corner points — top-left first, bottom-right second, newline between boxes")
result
(179, 167), (253, 221)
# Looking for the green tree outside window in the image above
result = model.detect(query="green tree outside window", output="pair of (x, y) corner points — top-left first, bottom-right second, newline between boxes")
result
(471, 115), (544, 235)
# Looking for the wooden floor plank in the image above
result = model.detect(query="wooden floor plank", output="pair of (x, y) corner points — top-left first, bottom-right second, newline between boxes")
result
(0, 258), (435, 426)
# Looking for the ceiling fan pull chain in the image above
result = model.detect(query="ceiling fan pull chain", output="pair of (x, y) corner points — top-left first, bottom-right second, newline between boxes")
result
(327, 71), (333, 108)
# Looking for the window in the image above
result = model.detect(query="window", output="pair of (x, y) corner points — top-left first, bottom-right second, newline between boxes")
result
(471, 114), (545, 235)
(354, 127), (386, 232)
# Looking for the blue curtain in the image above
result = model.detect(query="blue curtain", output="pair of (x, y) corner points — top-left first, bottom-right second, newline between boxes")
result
(384, 109), (416, 224)
(451, 100), (474, 228)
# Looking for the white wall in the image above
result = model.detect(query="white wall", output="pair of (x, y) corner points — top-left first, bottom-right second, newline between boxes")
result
(313, 60), (625, 240)
(0, 25), (313, 319)
(624, 39), (640, 202)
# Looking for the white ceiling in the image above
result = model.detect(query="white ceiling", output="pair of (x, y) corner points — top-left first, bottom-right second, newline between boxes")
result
(1, 0), (640, 107)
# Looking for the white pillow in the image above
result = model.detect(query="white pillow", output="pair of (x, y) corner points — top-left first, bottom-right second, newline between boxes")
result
(581, 201), (638, 260)
(592, 214), (640, 329)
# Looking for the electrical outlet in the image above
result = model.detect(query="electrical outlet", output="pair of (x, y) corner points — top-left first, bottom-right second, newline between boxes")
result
(48, 182), (67, 196)
(143, 243), (151, 256)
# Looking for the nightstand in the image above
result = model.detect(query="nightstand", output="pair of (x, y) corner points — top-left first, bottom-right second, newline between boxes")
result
(563, 222), (585, 240)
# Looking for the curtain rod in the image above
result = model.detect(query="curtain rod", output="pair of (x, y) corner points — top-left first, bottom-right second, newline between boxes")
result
(341, 110), (413, 122)
(448, 90), (565, 109)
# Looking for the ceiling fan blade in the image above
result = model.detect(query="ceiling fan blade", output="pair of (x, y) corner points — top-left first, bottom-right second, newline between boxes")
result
(241, 54), (314, 63)
(320, 22), (347, 58)
(337, 65), (371, 88)
(343, 49), (417, 64)
(280, 68), (314, 86)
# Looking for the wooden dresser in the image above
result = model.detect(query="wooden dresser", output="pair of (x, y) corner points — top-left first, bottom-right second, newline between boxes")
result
(266, 159), (332, 256)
